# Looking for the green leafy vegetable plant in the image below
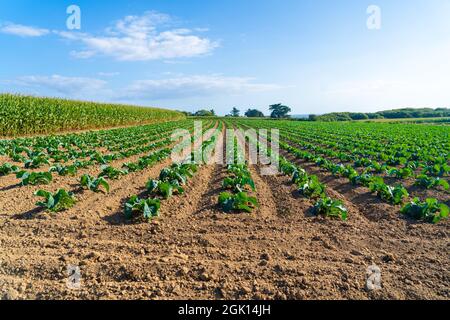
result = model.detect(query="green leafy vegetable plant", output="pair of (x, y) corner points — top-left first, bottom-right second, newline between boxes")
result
(313, 197), (348, 221)
(401, 198), (449, 224)
(218, 192), (258, 213)
(0, 163), (19, 176)
(415, 175), (449, 190)
(222, 175), (255, 193)
(49, 164), (78, 176)
(99, 165), (128, 179)
(369, 178), (409, 205)
(16, 171), (53, 186)
(124, 195), (160, 221)
(34, 189), (76, 212)
(297, 175), (326, 199)
(388, 167), (414, 179)
(146, 179), (184, 199)
(24, 155), (50, 169)
(80, 174), (110, 193)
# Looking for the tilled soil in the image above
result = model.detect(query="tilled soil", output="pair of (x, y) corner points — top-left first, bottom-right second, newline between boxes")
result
(0, 129), (449, 300)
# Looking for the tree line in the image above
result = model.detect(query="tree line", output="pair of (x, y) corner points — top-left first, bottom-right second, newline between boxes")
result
(182, 104), (292, 118)
(181, 106), (450, 121)
(309, 108), (450, 122)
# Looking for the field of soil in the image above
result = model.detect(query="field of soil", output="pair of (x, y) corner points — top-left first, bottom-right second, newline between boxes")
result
(0, 124), (449, 300)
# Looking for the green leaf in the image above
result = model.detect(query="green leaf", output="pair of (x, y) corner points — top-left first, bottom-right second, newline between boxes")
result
(97, 177), (110, 193)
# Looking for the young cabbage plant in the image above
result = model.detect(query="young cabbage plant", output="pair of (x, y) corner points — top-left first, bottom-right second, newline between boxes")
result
(349, 173), (374, 187)
(297, 176), (326, 199)
(50, 164), (78, 177)
(414, 175), (449, 190)
(401, 198), (449, 224)
(16, 171), (53, 186)
(159, 163), (198, 185)
(222, 175), (256, 193)
(0, 163), (19, 176)
(423, 164), (450, 177)
(388, 167), (414, 179)
(35, 189), (77, 212)
(24, 155), (50, 169)
(80, 174), (110, 193)
(313, 197), (348, 221)
(369, 178), (409, 205)
(124, 195), (160, 221)
(292, 169), (308, 185)
(146, 179), (184, 199)
(99, 165), (128, 179)
(218, 192), (258, 213)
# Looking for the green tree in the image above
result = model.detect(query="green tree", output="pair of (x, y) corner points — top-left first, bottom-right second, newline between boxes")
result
(245, 109), (265, 118)
(194, 109), (214, 117)
(349, 113), (369, 120)
(231, 107), (240, 117)
(269, 104), (291, 118)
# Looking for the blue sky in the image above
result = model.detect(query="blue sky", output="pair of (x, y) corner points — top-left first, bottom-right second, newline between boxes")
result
(1, 0), (450, 115)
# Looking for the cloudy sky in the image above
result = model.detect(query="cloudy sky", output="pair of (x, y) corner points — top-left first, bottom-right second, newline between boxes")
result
(1, 0), (450, 115)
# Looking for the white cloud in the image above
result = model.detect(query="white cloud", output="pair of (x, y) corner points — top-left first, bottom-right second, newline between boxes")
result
(6, 74), (280, 104)
(98, 72), (120, 77)
(70, 50), (96, 59)
(0, 23), (49, 37)
(15, 75), (107, 96)
(59, 11), (218, 61)
(120, 75), (281, 100)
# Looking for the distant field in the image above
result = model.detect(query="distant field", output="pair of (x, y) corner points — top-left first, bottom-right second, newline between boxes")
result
(359, 117), (450, 124)
(0, 94), (185, 137)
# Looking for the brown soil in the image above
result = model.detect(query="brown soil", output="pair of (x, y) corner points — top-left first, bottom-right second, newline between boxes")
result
(0, 124), (449, 300)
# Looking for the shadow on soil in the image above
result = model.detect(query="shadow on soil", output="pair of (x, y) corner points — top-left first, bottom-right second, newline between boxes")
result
(0, 183), (21, 192)
(13, 207), (45, 220)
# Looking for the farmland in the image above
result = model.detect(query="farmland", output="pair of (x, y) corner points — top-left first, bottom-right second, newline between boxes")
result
(0, 94), (185, 137)
(0, 117), (449, 300)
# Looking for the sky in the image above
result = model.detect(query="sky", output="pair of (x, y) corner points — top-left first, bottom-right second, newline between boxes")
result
(0, 0), (450, 116)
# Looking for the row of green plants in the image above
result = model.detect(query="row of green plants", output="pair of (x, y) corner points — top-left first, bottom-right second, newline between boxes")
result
(235, 124), (349, 221)
(31, 121), (219, 214)
(279, 130), (450, 187)
(237, 120), (449, 224)
(123, 124), (222, 222)
(281, 140), (449, 223)
(0, 118), (193, 161)
(33, 148), (174, 213)
(0, 120), (198, 179)
(4, 137), (175, 185)
(219, 163), (258, 213)
(279, 156), (348, 221)
(238, 117), (449, 174)
(217, 129), (259, 213)
(266, 119), (449, 166)
(4, 120), (189, 194)
(254, 120), (449, 185)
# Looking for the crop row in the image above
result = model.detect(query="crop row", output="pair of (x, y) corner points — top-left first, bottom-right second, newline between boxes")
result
(237, 120), (449, 223)
(218, 133), (258, 213)
(0, 119), (197, 168)
(124, 122), (222, 222)
(238, 123), (349, 221)
(33, 121), (219, 214)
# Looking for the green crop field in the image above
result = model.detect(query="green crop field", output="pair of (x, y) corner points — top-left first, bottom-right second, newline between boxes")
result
(1, 116), (449, 300)
(0, 94), (185, 137)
